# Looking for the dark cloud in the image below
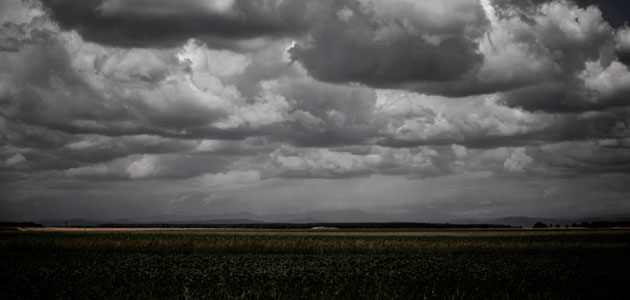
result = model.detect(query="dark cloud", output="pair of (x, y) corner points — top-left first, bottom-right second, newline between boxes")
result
(41, 0), (322, 48)
(616, 26), (630, 66)
(531, 139), (630, 175)
(268, 79), (381, 147)
(289, 0), (487, 87)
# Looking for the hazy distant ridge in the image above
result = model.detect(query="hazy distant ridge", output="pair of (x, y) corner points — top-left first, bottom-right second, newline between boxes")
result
(24, 212), (630, 228)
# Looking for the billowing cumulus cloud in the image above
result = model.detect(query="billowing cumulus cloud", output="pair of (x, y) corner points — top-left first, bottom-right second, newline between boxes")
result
(289, 0), (488, 86)
(502, 147), (533, 172)
(1, 0), (630, 222)
(262, 145), (444, 179)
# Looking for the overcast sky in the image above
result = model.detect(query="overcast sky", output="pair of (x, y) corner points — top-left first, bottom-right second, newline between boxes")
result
(1, 0), (630, 222)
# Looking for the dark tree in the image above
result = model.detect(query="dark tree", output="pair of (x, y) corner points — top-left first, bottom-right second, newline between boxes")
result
(533, 222), (548, 228)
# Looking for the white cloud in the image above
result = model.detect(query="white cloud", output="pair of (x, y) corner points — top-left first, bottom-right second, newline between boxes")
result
(375, 90), (548, 144)
(0, 0), (45, 25)
(177, 40), (250, 78)
(582, 60), (630, 98)
(5, 153), (26, 165)
(213, 81), (292, 129)
(336, 7), (354, 22)
(503, 147), (533, 172)
(198, 170), (261, 188)
(98, 49), (170, 82)
(265, 145), (441, 178)
(452, 144), (468, 160)
(542, 186), (561, 199)
(66, 164), (109, 178)
(126, 155), (160, 179)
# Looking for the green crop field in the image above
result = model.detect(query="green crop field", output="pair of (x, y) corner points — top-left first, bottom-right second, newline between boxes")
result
(1, 228), (629, 299)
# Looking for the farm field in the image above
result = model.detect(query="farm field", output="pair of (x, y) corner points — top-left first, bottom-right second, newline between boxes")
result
(1, 228), (629, 299)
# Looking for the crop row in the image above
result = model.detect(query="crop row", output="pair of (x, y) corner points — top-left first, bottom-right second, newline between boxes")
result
(1, 230), (629, 254)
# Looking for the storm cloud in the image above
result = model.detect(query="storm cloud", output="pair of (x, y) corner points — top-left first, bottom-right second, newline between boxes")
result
(1, 0), (630, 222)
(41, 0), (323, 48)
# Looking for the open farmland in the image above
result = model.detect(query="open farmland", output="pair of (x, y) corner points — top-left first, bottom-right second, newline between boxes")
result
(1, 228), (629, 299)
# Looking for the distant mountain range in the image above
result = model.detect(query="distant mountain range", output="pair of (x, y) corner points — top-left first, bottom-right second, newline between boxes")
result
(23, 211), (630, 228)
(38, 218), (266, 227)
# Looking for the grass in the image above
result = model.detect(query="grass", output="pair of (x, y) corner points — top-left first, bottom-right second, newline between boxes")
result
(1, 228), (629, 299)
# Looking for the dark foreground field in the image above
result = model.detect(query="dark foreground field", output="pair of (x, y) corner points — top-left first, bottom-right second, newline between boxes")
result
(1, 228), (629, 299)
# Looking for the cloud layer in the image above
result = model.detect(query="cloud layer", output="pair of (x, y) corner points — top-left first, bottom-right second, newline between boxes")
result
(1, 0), (629, 221)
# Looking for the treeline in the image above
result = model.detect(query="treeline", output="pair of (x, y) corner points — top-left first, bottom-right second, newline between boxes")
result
(0, 222), (43, 228)
(533, 221), (630, 228)
(576, 221), (630, 228)
(95, 222), (515, 229)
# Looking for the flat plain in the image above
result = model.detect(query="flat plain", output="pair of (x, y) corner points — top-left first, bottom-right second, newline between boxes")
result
(1, 228), (629, 299)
